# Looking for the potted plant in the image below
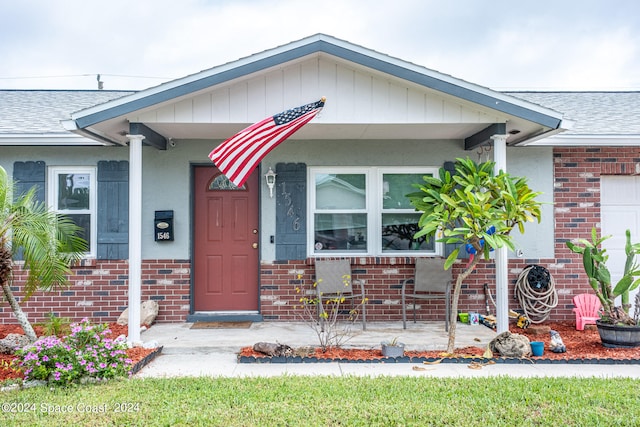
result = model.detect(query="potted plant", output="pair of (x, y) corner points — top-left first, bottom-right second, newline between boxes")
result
(566, 227), (640, 347)
(381, 337), (405, 357)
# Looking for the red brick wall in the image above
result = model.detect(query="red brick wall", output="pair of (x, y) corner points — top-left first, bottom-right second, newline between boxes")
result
(550, 146), (640, 319)
(0, 259), (190, 325)
(259, 257), (564, 322)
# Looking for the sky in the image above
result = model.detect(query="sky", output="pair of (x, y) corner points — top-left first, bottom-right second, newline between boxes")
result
(1, 0), (639, 92)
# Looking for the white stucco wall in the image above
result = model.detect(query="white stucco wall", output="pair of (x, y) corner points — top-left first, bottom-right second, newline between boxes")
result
(260, 140), (554, 261)
(0, 140), (554, 262)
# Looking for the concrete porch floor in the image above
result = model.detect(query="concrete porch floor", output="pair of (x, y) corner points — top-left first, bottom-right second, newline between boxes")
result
(140, 320), (496, 354)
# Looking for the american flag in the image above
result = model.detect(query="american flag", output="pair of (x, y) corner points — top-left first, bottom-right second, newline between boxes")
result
(209, 98), (325, 187)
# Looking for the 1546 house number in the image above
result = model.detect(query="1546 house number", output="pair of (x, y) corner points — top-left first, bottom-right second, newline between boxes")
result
(156, 231), (171, 240)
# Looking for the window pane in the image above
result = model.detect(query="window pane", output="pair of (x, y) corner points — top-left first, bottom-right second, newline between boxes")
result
(314, 213), (367, 251)
(58, 173), (90, 210)
(209, 174), (245, 190)
(383, 173), (426, 209)
(315, 174), (366, 209)
(66, 214), (91, 248)
(382, 213), (433, 252)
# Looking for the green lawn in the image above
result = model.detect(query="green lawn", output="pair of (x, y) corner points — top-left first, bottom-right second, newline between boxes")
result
(1, 376), (638, 426)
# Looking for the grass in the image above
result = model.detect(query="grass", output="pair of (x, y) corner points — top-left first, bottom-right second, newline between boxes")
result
(2, 376), (640, 426)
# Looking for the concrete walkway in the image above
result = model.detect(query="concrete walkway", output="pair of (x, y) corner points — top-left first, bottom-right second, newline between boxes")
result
(135, 321), (640, 378)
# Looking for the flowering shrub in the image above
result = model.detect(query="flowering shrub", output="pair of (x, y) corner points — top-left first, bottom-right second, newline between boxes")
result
(295, 274), (366, 352)
(14, 318), (131, 385)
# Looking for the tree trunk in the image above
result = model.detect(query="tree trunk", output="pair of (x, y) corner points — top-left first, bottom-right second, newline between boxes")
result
(1, 282), (38, 342)
(446, 255), (482, 354)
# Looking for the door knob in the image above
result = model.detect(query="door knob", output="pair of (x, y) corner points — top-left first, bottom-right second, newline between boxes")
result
(252, 243), (258, 249)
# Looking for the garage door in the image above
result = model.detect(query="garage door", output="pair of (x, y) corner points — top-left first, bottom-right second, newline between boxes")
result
(601, 176), (640, 305)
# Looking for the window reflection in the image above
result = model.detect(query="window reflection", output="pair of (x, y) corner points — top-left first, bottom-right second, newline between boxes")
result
(314, 213), (367, 252)
(382, 213), (433, 252)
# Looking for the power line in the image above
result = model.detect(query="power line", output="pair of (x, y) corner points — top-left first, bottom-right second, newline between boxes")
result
(0, 73), (174, 81)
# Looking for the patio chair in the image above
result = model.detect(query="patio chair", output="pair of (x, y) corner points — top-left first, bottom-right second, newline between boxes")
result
(402, 258), (452, 331)
(315, 259), (367, 330)
(572, 293), (601, 331)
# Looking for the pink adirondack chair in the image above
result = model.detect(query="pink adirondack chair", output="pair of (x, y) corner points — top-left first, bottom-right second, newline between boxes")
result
(572, 293), (602, 331)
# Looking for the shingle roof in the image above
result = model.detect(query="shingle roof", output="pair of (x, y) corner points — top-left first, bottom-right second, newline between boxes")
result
(0, 90), (134, 134)
(506, 91), (640, 135)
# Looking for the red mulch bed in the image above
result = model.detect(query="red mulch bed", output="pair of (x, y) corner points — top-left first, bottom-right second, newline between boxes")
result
(239, 321), (640, 362)
(0, 323), (154, 382)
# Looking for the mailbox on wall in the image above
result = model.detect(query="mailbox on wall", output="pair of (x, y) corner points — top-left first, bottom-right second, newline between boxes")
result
(154, 210), (174, 241)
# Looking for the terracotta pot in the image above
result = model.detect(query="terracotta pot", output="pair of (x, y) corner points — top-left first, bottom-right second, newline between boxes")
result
(596, 320), (640, 348)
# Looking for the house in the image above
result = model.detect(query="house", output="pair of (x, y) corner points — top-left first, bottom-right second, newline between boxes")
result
(1, 34), (639, 336)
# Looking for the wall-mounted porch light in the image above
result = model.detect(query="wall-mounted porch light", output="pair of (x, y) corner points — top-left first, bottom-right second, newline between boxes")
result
(264, 167), (277, 198)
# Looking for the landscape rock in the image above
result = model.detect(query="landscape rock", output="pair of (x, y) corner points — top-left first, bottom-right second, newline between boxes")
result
(0, 333), (31, 354)
(527, 325), (551, 335)
(142, 340), (159, 349)
(253, 342), (294, 357)
(117, 300), (159, 326)
(489, 331), (531, 357)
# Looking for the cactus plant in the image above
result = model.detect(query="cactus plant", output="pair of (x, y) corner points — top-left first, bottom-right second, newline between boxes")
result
(566, 228), (640, 325)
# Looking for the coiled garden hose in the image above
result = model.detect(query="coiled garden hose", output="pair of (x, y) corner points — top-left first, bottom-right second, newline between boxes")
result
(514, 265), (558, 323)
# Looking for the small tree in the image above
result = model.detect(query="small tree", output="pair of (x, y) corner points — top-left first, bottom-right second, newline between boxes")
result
(408, 158), (543, 353)
(0, 166), (87, 342)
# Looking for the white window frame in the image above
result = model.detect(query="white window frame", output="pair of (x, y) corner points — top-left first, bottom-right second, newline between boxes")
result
(308, 166), (442, 257)
(47, 166), (97, 258)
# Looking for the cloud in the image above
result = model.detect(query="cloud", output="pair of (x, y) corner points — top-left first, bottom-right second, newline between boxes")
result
(0, 0), (638, 90)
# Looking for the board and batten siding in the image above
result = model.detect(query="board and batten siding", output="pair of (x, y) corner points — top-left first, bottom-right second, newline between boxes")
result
(129, 56), (506, 127)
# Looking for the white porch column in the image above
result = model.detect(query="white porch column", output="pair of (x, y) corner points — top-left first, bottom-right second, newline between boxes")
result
(127, 134), (145, 344)
(491, 134), (509, 333)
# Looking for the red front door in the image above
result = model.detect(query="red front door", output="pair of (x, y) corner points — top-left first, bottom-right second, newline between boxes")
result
(193, 166), (259, 311)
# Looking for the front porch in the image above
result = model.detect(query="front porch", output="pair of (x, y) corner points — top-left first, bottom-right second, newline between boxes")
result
(140, 320), (497, 354)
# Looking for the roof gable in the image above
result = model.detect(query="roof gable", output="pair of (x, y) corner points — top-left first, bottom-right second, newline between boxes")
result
(127, 55), (508, 139)
(67, 34), (566, 146)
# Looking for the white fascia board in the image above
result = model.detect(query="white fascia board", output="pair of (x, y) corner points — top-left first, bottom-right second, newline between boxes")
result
(0, 133), (111, 146)
(511, 118), (575, 146)
(524, 134), (640, 146)
(62, 119), (122, 146)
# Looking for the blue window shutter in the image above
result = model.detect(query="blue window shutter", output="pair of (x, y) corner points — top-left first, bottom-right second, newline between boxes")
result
(12, 162), (45, 260)
(275, 163), (306, 260)
(97, 161), (129, 259)
(13, 161), (45, 202)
